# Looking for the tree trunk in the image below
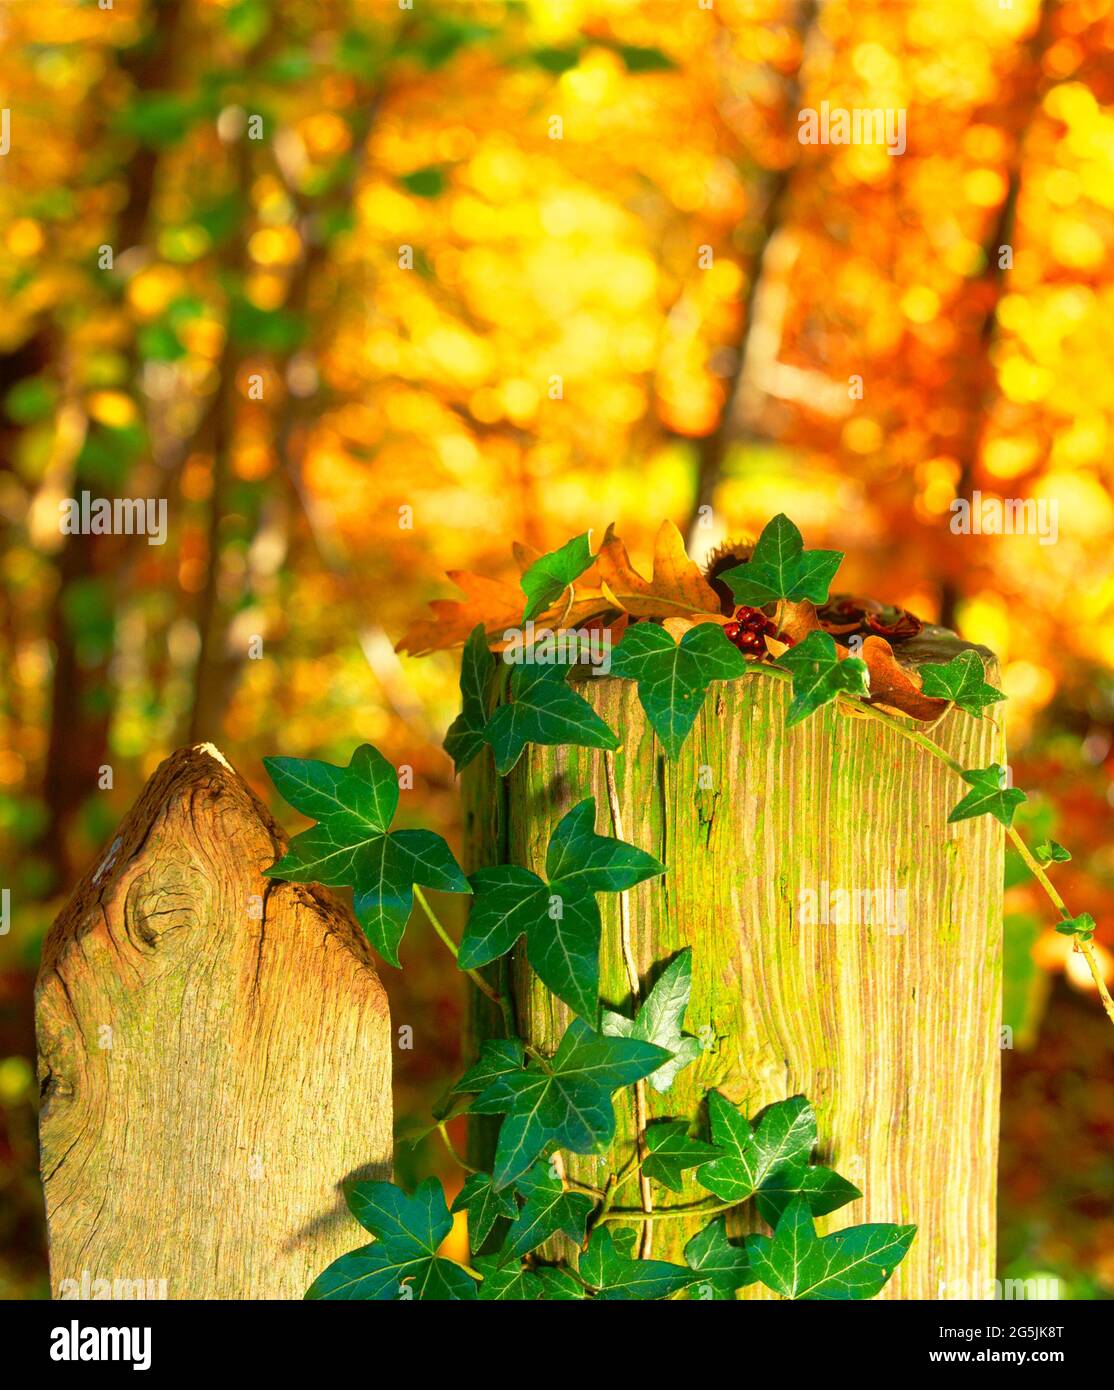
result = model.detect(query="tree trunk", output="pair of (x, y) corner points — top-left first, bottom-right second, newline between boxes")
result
(464, 633), (1004, 1299)
(35, 744), (392, 1300)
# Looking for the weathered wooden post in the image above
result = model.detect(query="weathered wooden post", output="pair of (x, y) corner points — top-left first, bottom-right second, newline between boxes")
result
(35, 744), (393, 1300)
(464, 631), (1003, 1299)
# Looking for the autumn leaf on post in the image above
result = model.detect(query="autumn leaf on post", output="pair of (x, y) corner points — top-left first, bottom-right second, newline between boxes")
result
(595, 520), (722, 618)
(395, 571), (528, 656)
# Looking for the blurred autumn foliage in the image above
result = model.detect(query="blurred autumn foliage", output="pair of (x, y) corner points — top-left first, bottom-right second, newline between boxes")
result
(0, 0), (1112, 1297)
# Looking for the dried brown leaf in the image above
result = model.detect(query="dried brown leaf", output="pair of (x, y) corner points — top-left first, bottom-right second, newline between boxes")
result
(596, 521), (721, 619)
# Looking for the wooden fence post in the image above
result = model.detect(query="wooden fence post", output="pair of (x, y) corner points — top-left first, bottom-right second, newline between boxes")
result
(464, 632), (1004, 1299)
(35, 744), (392, 1300)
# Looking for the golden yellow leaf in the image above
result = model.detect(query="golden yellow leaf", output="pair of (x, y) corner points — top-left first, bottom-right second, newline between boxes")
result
(595, 521), (722, 619)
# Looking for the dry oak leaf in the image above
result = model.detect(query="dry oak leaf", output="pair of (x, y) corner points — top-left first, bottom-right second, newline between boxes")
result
(856, 636), (947, 722)
(399, 522), (717, 656)
(596, 521), (722, 620)
(396, 571), (615, 656)
(396, 572), (525, 656)
(768, 607), (948, 722)
(662, 614), (732, 642)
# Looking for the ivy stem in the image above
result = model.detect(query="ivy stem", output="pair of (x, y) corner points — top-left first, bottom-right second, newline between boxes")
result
(592, 1171), (619, 1231)
(436, 1120), (477, 1174)
(609, 1152), (644, 1198)
(1005, 827), (1114, 1026)
(603, 748), (655, 1257)
(413, 884), (517, 1035)
(600, 1197), (740, 1223)
(806, 682), (1114, 1033)
(566, 1178), (607, 1199)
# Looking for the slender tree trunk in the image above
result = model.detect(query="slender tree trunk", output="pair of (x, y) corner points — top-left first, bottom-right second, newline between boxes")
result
(34, 0), (187, 886)
(687, 0), (817, 542)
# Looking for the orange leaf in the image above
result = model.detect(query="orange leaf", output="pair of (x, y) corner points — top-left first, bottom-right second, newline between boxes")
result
(395, 571), (525, 656)
(595, 521), (721, 619)
(767, 614), (949, 722)
(396, 566), (616, 656)
(778, 600), (823, 644)
(859, 635), (948, 721)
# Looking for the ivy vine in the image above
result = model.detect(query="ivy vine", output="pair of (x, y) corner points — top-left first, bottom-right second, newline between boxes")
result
(264, 513), (1110, 1302)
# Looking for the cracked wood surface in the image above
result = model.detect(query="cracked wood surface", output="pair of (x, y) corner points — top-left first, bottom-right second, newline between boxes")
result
(464, 640), (1004, 1299)
(35, 744), (392, 1300)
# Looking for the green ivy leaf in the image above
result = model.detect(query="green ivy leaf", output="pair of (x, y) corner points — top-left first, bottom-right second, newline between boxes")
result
(520, 531), (594, 620)
(580, 1226), (694, 1300)
(601, 947), (702, 1092)
(918, 650), (1005, 717)
(499, 1160), (593, 1264)
(536, 1266), (587, 1299)
(454, 1039), (526, 1093)
(642, 1121), (721, 1193)
(451, 1172), (518, 1250)
(947, 764), (1027, 829)
(444, 624), (495, 773)
(461, 798), (663, 1018)
(484, 662), (619, 775)
(746, 1197), (915, 1300)
(777, 630), (869, 727)
(610, 622), (749, 757)
(306, 1178), (476, 1301)
(1034, 839), (1071, 864)
(1056, 911), (1095, 942)
(722, 514), (843, 607)
(697, 1092), (860, 1226)
(543, 796), (667, 892)
(684, 1216), (756, 1299)
(264, 744), (469, 966)
(473, 1255), (543, 1300)
(456, 1018), (670, 1189)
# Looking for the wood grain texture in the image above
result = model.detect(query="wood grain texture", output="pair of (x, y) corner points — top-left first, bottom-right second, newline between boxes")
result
(464, 649), (1004, 1299)
(35, 744), (392, 1300)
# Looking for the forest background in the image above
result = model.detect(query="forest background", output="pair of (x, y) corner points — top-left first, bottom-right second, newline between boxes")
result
(1, 0), (1112, 1297)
